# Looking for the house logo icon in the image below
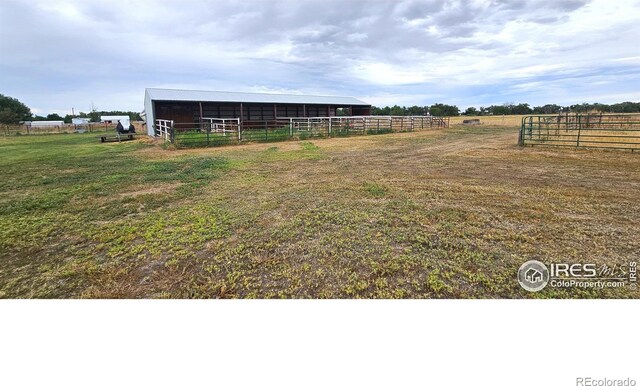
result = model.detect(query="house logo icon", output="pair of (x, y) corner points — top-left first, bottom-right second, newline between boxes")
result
(518, 260), (549, 292)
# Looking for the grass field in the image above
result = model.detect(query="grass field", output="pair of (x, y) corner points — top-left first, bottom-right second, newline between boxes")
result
(449, 114), (534, 126)
(1, 126), (639, 298)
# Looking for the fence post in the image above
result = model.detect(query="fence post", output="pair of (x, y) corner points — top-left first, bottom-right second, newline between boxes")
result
(237, 118), (242, 142)
(576, 115), (581, 147)
(518, 117), (525, 146)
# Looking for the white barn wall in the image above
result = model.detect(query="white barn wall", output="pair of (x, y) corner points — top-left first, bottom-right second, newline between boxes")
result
(144, 89), (155, 136)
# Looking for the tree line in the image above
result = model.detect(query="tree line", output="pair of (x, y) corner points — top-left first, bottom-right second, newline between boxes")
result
(0, 93), (141, 124)
(372, 101), (640, 116)
(31, 110), (142, 124)
(2, 92), (640, 125)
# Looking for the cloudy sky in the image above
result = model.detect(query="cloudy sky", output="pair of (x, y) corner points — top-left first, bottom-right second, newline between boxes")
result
(1, 0), (639, 115)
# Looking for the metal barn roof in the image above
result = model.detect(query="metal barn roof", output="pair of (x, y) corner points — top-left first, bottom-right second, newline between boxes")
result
(146, 88), (369, 106)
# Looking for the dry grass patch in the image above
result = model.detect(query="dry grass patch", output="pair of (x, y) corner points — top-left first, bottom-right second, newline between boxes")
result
(1, 126), (638, 298)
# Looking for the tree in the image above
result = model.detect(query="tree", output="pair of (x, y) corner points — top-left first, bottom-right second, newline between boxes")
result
(88, 108), (100, 123)
(389, 105), (406, 116)
(463, 107), (478, 116)
(532, 104), (561, 114)
(430, 103), (459, 116)
(512, 103), (532, 115)
(0, 93), (32, 124)
(489, 104), (511, 115)
(46, 113), (63, 121)
(407, 105), (426, 115)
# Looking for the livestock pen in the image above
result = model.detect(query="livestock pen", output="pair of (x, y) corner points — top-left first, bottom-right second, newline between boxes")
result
(155, 115), (449, 148)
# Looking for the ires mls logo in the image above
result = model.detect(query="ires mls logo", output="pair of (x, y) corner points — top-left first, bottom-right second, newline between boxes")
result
(517, 260), (550, 292)
(550, 263), (597, 277)
(518, 260), (637, 292)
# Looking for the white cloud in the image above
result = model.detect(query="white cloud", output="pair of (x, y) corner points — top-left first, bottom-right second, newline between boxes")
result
(0, 0), (639, 114)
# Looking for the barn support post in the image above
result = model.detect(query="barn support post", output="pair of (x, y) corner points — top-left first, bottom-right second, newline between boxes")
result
(237, 118), (241, 142)
(199, 102), (203, 122)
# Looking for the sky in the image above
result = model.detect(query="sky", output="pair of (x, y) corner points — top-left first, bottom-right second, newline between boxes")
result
(1, 0), (639, 115)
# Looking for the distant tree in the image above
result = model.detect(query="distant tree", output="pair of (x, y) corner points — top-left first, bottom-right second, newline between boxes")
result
(0, 93), (32, 124)
(367, 101), (638, 117)
(463, 107), (478, 116)
(407, 105), (426, 115)
(381, 106), (391, 115)
(429, 106), (442, 116)
(389, 105), (406, 116)
(430, 103), (459, 116)
(489, 104), (511, 115)
(590, 103), (610, 113)
(512, 103), (532, 115)
(88, 108), (100, 122)
(610, 102), (640, 113)
(533, 104), (562, 114)
(46, 113), (63, 121)
(371, 106), (384, 115)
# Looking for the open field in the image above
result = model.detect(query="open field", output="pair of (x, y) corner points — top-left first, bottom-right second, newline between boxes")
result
(1, 126), (639, 298)
(449, 114), (536, 126)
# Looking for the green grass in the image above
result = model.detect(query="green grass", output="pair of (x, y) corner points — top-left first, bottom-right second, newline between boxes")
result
(1, 128), (639, 298)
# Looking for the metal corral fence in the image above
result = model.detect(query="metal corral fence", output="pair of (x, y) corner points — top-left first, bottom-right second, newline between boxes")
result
(155, 115), (449, 148)
(519, 114), (640, 151)
(1, 122), (145, 136)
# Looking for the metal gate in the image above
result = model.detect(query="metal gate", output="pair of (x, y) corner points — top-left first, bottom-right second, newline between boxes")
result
(519, 114), (640, 151)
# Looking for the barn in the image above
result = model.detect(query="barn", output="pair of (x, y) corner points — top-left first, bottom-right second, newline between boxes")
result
(143, 88), (371, 136)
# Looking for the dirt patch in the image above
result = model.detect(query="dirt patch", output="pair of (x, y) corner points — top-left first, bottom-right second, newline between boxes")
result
(119, 183), (180, 198)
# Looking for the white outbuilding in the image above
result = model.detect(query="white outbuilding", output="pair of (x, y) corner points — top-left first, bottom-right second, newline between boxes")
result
(28, 121), (64, 127)
(100, 115), (130, 127)
(72, 117), (91, 125)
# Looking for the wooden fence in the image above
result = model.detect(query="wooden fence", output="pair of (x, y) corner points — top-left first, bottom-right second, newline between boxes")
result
(1, 122), (145, 136)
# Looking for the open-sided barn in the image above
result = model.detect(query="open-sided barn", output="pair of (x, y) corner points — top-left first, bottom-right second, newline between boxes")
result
(143, 88), (371, 136)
